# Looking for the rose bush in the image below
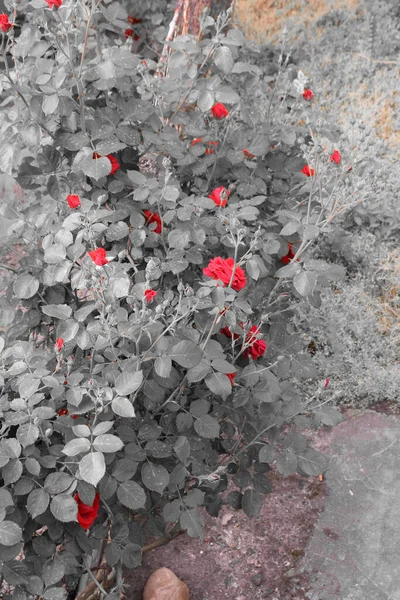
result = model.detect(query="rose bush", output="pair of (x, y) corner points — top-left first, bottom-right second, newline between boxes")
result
(0, 2), (365, 597)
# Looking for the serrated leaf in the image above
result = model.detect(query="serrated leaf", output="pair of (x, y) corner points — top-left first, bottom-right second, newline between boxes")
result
(297, 448), (327, 476)
(197, 89), (214, 112)
(205, 372), (232, 400)
(275, 450), (298, 476)
(174, 436), (191, 463)
(27, 489), (50, 519)
(93, 434), (124, 453)
(214, 45), (234, 74)
(16, 423), (39, 447)
(141, 463), (169, 494)
(117, 481), (146, 510)
(180, 508), (204, 539)
(111, 396), (135, 418)
(293, 270), (317, 297)
(42, 560), (65, 587)
(242, 489), (262, 518)
(154, 356), (172, 378)
(62, 438), (91, 456)
(13, 274), (39, 299)
(193, 415), (220, 439)
(259, 445), (275, 463)
(0, 521), (23, 546)
(79, 452), (105, 486)
(42, 304), (72, 320)
(0, 488), (13, 508)
(170, 340), (203, 368)
(43, 587), (68, 600)
(50, 495), (78, 523)
(115, 370), (143, 395)
(280, 221), (300, 236)
(44, 472), (74, 494)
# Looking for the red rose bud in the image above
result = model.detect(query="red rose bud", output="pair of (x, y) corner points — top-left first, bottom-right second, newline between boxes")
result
(281, 242), (297, 265)
(55, 338), (64, 352)
(220, 326), (240, 340)
(211, 102), (229, 119)
(301, 165), (315, 177)
(93, 153), (120, 175)
(128, 16), (143, 24)
(125, 29), (133, 37)
(0, 14), (13, 32)
(226, 373), (236, 385)
(133, 34), (140, 41)
(67, 194), (81, 209)
(75, 492), (100, 529)
(323, 378), (330, 389)
(303, 89), (314, 101)
(243, 149), (255, 159)
(144, 289), (157, 303)
(243, 325), (266, 360)
(203, 257), (246, 292)
(45, 0), (62, 7)
(208, 186), (230, 208)
(107, 155), (120, 175)
(58, 407), (69, 416)
(330, 150), (341, 164)
(191, 137), (203, 145)
(143, 210), (162, 234)
(88, 248), (109, 266)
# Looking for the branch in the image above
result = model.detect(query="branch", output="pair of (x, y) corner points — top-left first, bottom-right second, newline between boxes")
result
(155, 0), (184, 77)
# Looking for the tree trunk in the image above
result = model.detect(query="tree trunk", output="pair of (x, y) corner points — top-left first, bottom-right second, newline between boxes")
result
(184, 0), (233, 36)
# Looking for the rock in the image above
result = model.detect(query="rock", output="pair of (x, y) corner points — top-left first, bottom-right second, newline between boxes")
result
(143, 568), (189, 600)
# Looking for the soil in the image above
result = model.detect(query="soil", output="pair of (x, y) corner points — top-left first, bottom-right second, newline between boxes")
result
(124, 464), (327, 599)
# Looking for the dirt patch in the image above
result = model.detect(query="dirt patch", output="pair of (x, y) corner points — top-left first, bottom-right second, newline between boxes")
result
(124, 467), (327, 599)
(233, 0), (360, 42)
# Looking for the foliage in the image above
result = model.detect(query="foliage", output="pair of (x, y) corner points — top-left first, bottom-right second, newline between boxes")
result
(293, 242), (400, 407)
(0, 1), (366, 596)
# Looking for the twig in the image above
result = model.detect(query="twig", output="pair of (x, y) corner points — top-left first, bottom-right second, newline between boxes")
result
(155, 0), (184, 77)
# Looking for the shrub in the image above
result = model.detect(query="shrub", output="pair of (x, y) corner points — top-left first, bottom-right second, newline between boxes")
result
(0, 2), (365, 597)
(293, 245), (400, 407)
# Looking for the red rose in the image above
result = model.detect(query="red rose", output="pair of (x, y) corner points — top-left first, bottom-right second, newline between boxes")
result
(300, 165), (315, 177)
(303, 89), (314, 101)
(281, 242), (296, 265)
(75, 492), (100, 530)
(203, 257), (246, 292)
(55, 338), (64, 352)
(125, 29), (133, 38)
(220, 326), (240, 340)
(143, 210), (162, 234)
(107, 155), (120, 175)
(133, 34), (140, 41)
(243, 149), (255, 159)
(88, 248), (109, 266)
(93, 153), (120, 175)
(58, 407), (68, 416)
(67, 194), (81, 209)
(330, 150), (341, 164)
(0, 14), (12, 32)
(205, 141), (218, 155)
(211, 103), (229, 119)
(128, 16), (143, 24)
(226, 372), (236, 385)
(45, 0), (62, 8)
(191, 137), (203, 145)
(144, 289), (157, 303)
(208, 186), (230, 208)
(243, 325), (266, 360)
